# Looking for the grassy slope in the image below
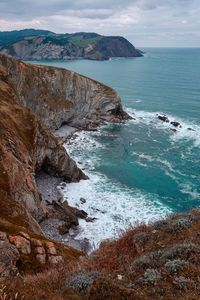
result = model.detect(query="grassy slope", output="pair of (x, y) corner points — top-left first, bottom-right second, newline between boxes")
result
(2, 209), (200, 299)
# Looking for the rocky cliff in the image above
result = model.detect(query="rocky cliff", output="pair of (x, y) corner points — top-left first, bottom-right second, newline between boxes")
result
(0, 30), (143, 60)
(0, 54), (129, 130)
(0, 53), (129, 284)
(0, 59), (86, 228)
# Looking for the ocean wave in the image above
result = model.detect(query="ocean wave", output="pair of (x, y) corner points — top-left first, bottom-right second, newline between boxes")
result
(59, 172), (171, 248)
(179, 183), (200, 200)
(126, 107), (200, 147)
(62, 130), (172, 247)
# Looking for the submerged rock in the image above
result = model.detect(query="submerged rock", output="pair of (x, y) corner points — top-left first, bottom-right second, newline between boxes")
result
(171, 121), (181, 127)
(158, 115), (169, 122)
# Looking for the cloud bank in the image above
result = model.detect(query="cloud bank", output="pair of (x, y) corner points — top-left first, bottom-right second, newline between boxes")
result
(0, 0), (200, 46)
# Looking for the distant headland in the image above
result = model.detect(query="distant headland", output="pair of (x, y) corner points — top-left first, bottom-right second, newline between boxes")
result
(0, 29), (143, 61)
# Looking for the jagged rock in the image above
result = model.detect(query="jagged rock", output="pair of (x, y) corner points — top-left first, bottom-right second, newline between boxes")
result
(80, 198), (86, 204)
(58, 223), (71, 235)
(19, 231), (30, 240)
(0, 54), (87, 231)
(0, 231), (7, 241)
(45, 241), (57, 255)
(36, 254), (46, 265)
(86, 217), (97, 223)
(34, 246), (46, 255)
(158, 115), (169, 122)
(0, 240), (20, 281)
(48, 255), (64, 264)
(9, 235), (31, 255)
(0, 54), (130, 131)
(171, 121), (181, 127)
(31, 238), (43, 247)
(170, 128), (177, 132)
(43, 200), (88, 236)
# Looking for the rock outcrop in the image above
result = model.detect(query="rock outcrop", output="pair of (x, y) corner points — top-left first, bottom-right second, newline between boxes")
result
(0, 30), (143, 61)
(0, 54), (130, 130)
(0, 66), (85, 225)
(0, 53), (129, 283)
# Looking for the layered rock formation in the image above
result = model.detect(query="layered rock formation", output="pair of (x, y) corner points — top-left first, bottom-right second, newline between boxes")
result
(0, 30), (143, 61)
(0, 30), (143, 60)
(0, 54), (129, 130)
(0, 53), (129, 281)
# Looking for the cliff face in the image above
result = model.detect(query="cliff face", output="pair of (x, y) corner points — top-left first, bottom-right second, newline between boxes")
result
(85, 36), (143, 60)
(0, 61), (86, 229)
(0, 30), (143, 61)
(0, 53), (130, 282)
(0, 54), (129, 130)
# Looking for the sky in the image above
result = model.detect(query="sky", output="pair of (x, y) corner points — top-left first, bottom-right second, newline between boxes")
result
(0, 0), (200, 47)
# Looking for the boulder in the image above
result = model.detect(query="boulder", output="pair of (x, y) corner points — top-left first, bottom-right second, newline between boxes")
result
(171, 121), (181, 127)
(48, 255), (64, 265)
(9, 235), (31, 255)
(36, 254), (46, 265)
(0, 240), (20, 281)
(158, 115), (169, 122)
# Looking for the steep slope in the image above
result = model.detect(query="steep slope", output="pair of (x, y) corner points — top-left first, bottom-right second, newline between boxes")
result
(0, 53), (130, 286)
(0, 61), (85, 228)
(2, 209), (200, 299)
(0, 29), (52, 48)
(0, 54), (129, 130)
(0, 30), (143, 60)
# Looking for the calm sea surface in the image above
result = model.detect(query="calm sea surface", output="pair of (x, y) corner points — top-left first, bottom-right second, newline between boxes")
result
(28, 48), (200, 245)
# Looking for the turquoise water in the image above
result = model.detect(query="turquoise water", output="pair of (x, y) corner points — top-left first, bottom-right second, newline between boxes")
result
(28, 48), (200, 245)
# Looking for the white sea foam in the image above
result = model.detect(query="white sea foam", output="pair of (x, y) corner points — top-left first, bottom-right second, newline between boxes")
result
(61, 108), (199, 248)
(126, 107), (200, 147)
(60, 173), (171, 248)
(179, 183), (200, 200)
(61, 129), (172, 248)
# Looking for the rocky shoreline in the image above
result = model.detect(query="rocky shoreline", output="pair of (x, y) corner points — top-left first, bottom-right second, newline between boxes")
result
(36, 168), (93, 254)
(0, 52), (130, 280)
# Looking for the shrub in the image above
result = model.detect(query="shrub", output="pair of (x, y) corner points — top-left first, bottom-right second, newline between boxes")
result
(161, 242), (199, 261)
(65, 271), (99, 293)
(140, 268), (162, 285)
(173, 276), (192, 291)
(152, 219), (168, 230)
(132, 253), (154, 270)
(165, 259), (188, 273)
(133, 232), (148, 245)
(167, 216), (196, 233)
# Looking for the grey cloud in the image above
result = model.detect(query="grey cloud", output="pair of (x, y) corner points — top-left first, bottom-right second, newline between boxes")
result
(0, 0), (200, 47)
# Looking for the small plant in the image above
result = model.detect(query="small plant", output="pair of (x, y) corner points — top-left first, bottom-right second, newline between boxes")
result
(165, 259), (188, 273)
(152, 219), (168, 230)
(133, 232), (148, 245)
(140, 268), (162, 285)
(132, 253), (154, 270)
(167, 216), (196, 233)
(173, 276), (192, 291)
(162, 242), (199, 261)
(66, 271), (99, 292)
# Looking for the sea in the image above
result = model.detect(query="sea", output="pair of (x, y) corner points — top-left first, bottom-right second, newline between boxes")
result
(28, 48), (200, 247)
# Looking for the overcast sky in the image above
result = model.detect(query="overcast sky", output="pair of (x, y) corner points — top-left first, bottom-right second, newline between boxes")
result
(0, 0), (200, 47)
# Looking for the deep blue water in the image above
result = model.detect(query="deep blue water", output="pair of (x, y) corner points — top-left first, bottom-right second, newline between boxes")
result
(28, 48), (200, 244)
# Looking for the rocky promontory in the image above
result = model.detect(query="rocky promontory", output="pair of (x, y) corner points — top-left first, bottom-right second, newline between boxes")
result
(0, 54), (129, 131)
(0, 29), (143, 61)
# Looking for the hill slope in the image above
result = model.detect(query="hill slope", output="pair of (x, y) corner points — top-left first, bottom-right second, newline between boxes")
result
(0, 29), (143, 60)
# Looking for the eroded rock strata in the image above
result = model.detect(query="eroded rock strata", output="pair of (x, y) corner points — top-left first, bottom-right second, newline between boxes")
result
(0, 30), (143, 60)
(0, 53), (129, 282)
(0, 54), (130, 130)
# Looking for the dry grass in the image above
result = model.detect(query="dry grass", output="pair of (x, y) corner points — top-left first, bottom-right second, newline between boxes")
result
(1, 210), (200, 299)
